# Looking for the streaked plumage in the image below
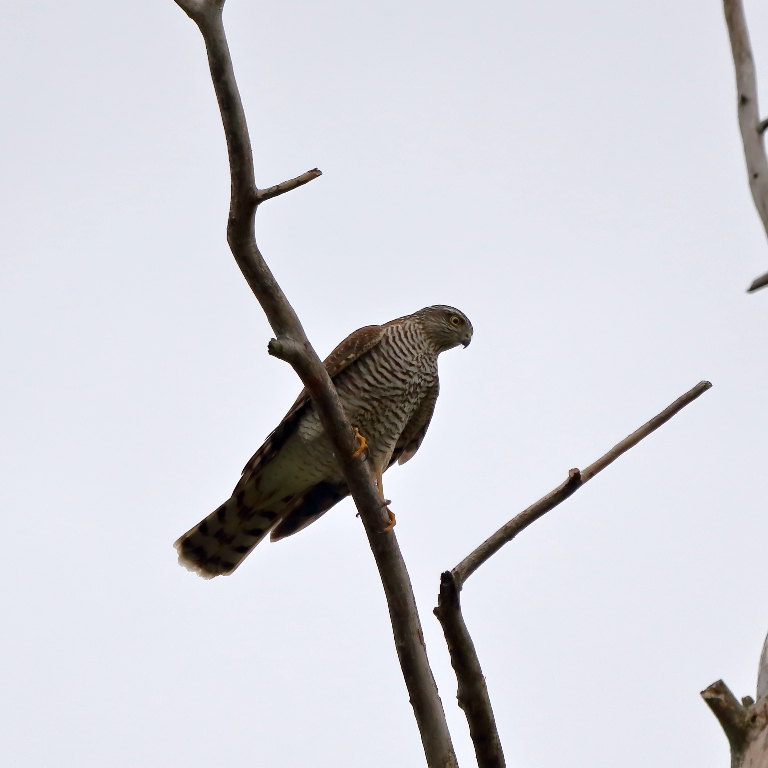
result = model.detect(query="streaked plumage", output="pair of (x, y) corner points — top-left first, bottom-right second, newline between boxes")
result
(175, 305), (473, 578)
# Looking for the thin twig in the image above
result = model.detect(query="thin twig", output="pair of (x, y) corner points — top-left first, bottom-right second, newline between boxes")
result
(256, 169), (322, 202)
(452, 381), (711, 586)
(171, 2), (457, 766)
(434, 572), (505, 768)
(722, 0), (768, 293)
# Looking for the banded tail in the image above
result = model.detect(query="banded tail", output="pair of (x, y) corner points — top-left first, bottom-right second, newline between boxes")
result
(175, 480), (349, 578)
(174, 486), (280, 578)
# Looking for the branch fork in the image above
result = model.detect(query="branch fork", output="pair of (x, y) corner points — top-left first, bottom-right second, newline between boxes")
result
(172, 2), (716, 765)
(436, 382), (712, 768)
(702, 679), (768, 766)
(174, 0), (223, 24)
(171, 4), (457, 766)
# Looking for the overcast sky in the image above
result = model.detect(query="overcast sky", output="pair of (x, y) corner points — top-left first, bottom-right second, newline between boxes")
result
(1, 0), (768, 766)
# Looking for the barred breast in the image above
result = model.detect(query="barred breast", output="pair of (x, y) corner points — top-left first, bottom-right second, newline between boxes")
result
(331, 319), (438, 473)
(174, 316), (443, 577)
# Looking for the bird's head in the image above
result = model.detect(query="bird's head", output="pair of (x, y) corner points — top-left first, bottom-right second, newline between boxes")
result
(414, 305), (473, 352)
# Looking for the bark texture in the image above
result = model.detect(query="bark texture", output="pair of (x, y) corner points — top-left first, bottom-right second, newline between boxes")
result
(723, 0), (768, 293)
(434, 571), (505, 768)
(702, 677), (768, 768)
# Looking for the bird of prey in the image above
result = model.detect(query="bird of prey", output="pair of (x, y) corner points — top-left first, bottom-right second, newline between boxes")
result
(175, 305), (473, 578)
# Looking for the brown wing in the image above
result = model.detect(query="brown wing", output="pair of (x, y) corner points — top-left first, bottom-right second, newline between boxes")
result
(389, 380), (440, 467)
(234, 324), (385, 493)
(272, 363), (439, 543)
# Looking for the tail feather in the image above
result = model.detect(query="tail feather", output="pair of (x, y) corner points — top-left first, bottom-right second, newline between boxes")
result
(174, 489), (281, 578)
(269, 481), (348, 542)
(175, 480), (351, 577)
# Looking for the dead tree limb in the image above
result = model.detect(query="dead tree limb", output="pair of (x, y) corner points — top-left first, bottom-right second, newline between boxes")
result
(701, 629), (768, 767)
(723, 0), (768, 293)
(453, 380), (712, 587)
(435, 571), (505, 768)
(171, 2), (457, 766)
(435, 381), (712, 768)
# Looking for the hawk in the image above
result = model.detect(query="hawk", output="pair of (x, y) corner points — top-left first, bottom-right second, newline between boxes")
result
(175, 305), (473, 578)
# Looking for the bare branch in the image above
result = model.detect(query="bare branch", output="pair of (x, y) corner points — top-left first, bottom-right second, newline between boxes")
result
(174, 7), (457, 767)
(723, 0), (768, 293)
(703, 651), (768, 767)
(173, 0), (223, 24)
(702, 680), (750, 755)
(435, 382), (711, 764)
(256, 169), (323, 202)
(434, 572), (505, 768)
(747, 271), (768, 293)
(452, 380), (712, 587)
(758, 631), (768, 702)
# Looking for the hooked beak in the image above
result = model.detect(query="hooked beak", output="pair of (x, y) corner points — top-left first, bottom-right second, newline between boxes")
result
(461, 335), (472, 348)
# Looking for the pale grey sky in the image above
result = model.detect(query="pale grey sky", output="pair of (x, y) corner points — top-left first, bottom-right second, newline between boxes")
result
(1, 1), (767, 766)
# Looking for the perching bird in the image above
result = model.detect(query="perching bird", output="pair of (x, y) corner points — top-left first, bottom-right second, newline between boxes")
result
(175, 305), (473, 578)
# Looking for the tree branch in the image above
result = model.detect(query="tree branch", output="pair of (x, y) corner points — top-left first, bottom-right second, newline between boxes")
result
(702, 650), (768, 767)
(747, 271), (768, 293)
(435, 382), (711, 767)
(701, 679), (768, 768)
(701, 680), (750, 757)
(758, 630), (768, 702)
(722, 0), (768, 293)
(256, 169), (322, 202)
(173, 5), (457, 767)
(452, 380), (712, 587)
(434, 572), (505, 768)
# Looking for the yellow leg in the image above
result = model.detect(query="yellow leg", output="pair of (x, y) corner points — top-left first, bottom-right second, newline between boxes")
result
(382, 508), (396, 532)
(375, 469), (396, 532)
(352, 427), (368, 458)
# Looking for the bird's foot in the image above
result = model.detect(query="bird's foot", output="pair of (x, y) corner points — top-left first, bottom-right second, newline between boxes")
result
(381, 508), (396, 533)
(351, 427), (368, 458)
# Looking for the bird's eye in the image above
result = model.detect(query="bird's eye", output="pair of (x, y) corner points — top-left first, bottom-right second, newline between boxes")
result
(449, 315), (462, 327)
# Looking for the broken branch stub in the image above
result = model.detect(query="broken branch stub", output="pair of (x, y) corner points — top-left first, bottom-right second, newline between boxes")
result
(702, 678), (768, 768)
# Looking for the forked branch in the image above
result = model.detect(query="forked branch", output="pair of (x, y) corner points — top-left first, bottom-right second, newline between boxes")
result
(723, 0), (768, 293)
(171, 2), (457, 766)
(435, 571), (505, 768)
(702, 679), (768, 767)
(435, 381), (712, 768)
(701, 629), (768, 767)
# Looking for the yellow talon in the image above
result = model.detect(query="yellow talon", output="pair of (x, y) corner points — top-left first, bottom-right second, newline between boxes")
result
(382, 508), (396, 532)
(373, 468), (395, 532)
(352, 427), (367, 458)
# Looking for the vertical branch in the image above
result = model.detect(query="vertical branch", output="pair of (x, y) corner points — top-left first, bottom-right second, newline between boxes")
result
(171, 2), (457, 766)
(434, 572), (505, 768)
(702, 677), (768, 768)
(757, 630), (768, 702)
(723, 0), (768, 293)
